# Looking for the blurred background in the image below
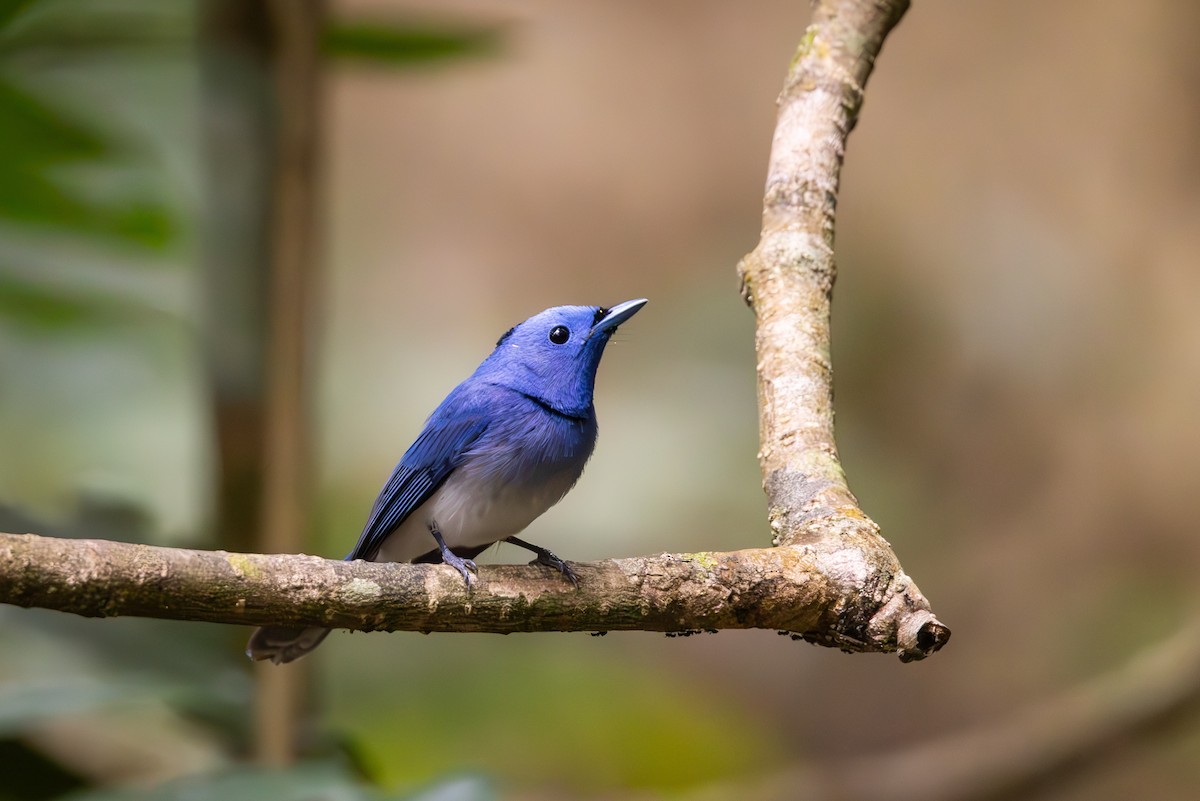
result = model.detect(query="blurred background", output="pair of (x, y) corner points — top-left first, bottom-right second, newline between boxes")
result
(2, 0), (1199, 799)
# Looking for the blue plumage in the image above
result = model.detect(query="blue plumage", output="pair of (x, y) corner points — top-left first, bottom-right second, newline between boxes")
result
(247, 299), (646, 663)
(350, 409), (490, 563)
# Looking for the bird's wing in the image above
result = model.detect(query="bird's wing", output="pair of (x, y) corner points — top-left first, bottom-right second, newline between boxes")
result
(345, 410), (489, 562)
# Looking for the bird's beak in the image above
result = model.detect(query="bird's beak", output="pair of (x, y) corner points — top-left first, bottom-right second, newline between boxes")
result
(589, 298), (648, 340)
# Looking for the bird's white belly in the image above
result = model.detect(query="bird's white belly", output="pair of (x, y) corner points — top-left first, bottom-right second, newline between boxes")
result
(371, 462), (578, 564)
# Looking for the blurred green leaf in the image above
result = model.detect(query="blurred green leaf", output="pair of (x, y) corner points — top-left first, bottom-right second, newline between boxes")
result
(0, 79), (105, 164)
(0, 165), (176, 251)
(0, 274), (171, 332)
(323, 20), (501, 67)
(0, 79), (176, 250)
(0, 274), (114, 330)
(0, 0), (190, 54)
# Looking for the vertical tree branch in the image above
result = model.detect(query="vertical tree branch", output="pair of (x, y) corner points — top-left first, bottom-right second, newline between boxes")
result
(198, 0), (273, 558)
(198, 0), (299, 762)
(252, 0), (326, 767)
(741, 0), (907, 544)
(260, 3), (322, 559)
(738, 0), (947, 659)
(199, 0), (326, 766)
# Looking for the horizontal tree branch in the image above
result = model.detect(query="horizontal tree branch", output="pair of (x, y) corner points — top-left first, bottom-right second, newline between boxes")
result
(0, 531), (945, 661)
(0, 0), (951, 666)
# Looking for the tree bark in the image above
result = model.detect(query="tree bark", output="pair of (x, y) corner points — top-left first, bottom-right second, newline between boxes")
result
(738, 0), (948, 658)
(1, 531), (935, 659)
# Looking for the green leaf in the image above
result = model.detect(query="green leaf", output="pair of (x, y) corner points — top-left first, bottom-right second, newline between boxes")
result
(0, 273), (107, 330)
(0, 273), (170, 332)
(0, 172), (176, 251)
(323, 20), (501, 67)
(0, 79), (107, 166)
(0, 0), (190, 54)
(0, 79), (177, 251)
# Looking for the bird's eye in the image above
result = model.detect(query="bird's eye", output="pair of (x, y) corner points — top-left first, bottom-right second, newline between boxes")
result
(548, 326), (570, 344)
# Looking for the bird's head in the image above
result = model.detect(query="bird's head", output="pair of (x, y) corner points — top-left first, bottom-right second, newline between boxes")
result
(476, 299), (647, 417)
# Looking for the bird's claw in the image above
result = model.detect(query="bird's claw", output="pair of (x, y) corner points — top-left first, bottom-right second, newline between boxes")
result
(504, 536), (580, 587)
(429, 521), (477, 589)
(531, 551), (579, 587)
(443, 553), (478, 588)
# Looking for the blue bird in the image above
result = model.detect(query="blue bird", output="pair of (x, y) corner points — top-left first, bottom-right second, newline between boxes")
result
(247, 299), (647, 664)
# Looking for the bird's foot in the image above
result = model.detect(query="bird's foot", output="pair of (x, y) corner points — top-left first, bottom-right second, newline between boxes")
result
(429, 522), (477, 589)
(442, 551), (478, 588)
(533, 551), (579, 587)
(505, 536), (579, 587)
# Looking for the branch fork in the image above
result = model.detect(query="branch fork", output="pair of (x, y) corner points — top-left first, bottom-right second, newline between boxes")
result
(0, 0), (948, 662)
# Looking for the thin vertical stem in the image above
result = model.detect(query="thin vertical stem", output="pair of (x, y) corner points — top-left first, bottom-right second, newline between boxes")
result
(253, 0), (326, 766)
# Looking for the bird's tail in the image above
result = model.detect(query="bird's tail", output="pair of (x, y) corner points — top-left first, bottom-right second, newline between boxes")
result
(246, 625), (332, 664)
